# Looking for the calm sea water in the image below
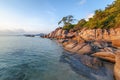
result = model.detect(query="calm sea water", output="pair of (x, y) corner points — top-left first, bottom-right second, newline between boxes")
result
(0, 36), (88, 80)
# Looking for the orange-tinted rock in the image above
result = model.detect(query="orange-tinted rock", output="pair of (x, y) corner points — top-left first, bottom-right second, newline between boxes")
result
(112, 39), (120, 47)
(96, 29), (103, 40)
(64, 42), (77, 49)
(104, 47), (113, 52)
(70, 43), (86, 52)
(103, 29), (110, 41)
(92, 52), (115, 63)
(114, 51), (120, 80)
(62, 42), (69, 47)
(77, 44), (92, 55)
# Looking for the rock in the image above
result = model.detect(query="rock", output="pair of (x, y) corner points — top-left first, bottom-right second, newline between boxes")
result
(96, 29), (103, 40)
(92, 52), (115, 63)
(99, 49), (105, 52)
(66, 32), (75, 38)
(104, 47), (113, 52)
(80, 55), (103, 69)
(92, 40), (111, 48)
(79, 29), (96, 40)
(58, 39), (68, 43)
(61, 30), (68, 39)
(77, 44), (92, 55)
(70, 43), (86, 52)
(115, 28), (120, 35)
(75, 36), (85, 43)
(103, 29), (110, 41)
(62, 42), (69, 46)
(60, 53), (114, 80)
(64, 42), (77, 50)
(55, 29), (62, 37)
(93, 41), (103, 48)
(114, 51), (120, 80)
(112, 39), (120, 47)
(109, 28), (116, 37)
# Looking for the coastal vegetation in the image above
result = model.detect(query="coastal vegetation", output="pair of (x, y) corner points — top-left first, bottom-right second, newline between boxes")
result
(59, 0), (120, 31)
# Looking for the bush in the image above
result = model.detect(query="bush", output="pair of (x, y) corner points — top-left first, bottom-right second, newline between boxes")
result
(63, 24), (75, 31)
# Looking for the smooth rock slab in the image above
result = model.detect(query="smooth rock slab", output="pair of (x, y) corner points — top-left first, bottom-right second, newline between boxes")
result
(92, 52), (115, 63)
(70, 43), (86, 52)
(77, 44), (92, 55)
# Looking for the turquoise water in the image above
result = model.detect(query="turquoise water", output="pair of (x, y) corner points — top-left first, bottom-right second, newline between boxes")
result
(0, 36), (88, 80)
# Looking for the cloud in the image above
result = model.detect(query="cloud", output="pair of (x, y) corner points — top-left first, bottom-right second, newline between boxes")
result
(85, 13), (94, 21)
(78, 0), (86, 5)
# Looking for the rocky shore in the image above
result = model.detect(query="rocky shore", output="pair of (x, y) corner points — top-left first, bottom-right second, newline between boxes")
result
(43, 27), (120, 80)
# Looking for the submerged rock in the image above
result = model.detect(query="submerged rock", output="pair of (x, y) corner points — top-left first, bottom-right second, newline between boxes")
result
(60, 52), (114, 80)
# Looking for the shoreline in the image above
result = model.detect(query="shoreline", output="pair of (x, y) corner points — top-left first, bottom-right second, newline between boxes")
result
(43, 27), (120, 80)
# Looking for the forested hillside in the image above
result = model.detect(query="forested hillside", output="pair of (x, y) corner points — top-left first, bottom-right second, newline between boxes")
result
(59, 0), (120, 31)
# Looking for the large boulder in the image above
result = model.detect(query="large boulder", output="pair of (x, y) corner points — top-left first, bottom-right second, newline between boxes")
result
(114, 51), (120, 80)
(92, 52), (115, 63)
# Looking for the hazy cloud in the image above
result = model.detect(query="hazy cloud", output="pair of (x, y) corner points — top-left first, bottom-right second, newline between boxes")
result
(78, 0), (86, 5)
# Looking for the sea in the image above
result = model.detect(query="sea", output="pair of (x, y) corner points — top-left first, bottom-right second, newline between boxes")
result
(0, 36), (88, 80)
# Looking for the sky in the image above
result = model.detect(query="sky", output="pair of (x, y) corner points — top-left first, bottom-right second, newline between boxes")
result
(0, 0), (114, 35)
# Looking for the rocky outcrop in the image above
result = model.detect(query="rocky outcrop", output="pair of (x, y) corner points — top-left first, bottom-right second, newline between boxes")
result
(45, 28), (120, 42)
(44, 27), (120, 80)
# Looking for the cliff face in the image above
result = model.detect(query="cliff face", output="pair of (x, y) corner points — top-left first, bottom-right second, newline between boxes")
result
(44, 27), (120, 80)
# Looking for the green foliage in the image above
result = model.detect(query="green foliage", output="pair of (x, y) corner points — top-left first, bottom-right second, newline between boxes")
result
(58, 0), (120, 30)
(115, 14), (120, 27)
(81, 0), (120, 29)
(63, 24), (75, 31)
(73, 19), (87, 30)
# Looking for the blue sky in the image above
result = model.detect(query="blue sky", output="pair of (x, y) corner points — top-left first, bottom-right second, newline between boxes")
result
(0, 0), (114, 34)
